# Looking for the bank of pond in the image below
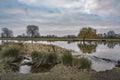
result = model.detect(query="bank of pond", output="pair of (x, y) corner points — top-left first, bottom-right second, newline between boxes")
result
(0, 42), (120, 80)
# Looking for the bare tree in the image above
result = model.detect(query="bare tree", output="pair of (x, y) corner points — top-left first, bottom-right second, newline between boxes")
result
(1, 28), (13, 38)
(26, 25), (40, 38)
(107, 30), (116, 38)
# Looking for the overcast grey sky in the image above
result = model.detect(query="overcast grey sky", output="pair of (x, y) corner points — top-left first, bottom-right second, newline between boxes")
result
(0, 0), (120, 36)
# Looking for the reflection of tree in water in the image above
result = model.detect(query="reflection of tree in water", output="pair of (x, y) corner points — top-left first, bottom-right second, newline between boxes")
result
(119, 42), (120, 47)
(107, 42), (119, 49)
(107, 42), (117, 49)
(98, 41), (120, 49)
(1, 40), (5, 44)
(77, 42), (97, 54)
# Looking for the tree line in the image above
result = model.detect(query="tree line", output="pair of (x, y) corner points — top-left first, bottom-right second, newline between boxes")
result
(78, 27), (120, 39)
(1, 25), (40, 38)
(1, 25), (120, 39)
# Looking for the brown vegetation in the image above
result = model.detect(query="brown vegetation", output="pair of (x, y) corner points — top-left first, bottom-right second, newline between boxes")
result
(22, 43), (71, 53)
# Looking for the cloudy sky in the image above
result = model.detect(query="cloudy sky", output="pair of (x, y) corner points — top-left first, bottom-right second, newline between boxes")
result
(0, 0), (120, 36)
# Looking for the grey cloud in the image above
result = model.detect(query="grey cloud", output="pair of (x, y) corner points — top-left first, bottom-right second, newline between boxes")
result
(0, 0), (120, 36)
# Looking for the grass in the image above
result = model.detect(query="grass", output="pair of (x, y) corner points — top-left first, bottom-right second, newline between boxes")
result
(2, 42), (23, 49)
(91, 70), (120, 80)
(31, 51), (92, 73)
(1, 65), (120, 80)
(31, 51), (59, 67)
(1, 69), (120, 80)
(0, 42), (92, 80)
(0, 44), (22, 72)
(0, 37), (78, 41)
(73, 57), (92, 69)
(31, 51), (59, 72)
(0, 47), (21, 72)
(1, 47), (21, 58)
(0, 43), (92, 74)
(1, 37), (120, 42)
(0, 57), (19, 72)
(0, 64), (92, 80)
(61, 51), (73, 66)
(61, 52), (91, 70)
(0, 40), (120, 80)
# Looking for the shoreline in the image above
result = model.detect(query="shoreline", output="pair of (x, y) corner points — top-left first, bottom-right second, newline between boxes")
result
(0, 38), (120, 42)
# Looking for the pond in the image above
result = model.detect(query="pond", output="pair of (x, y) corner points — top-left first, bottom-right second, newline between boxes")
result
(1, 40), (120, 72)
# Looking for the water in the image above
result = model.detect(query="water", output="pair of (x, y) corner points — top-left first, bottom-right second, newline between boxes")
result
(19, 65), (31, 73)
(1, 40), (120, 72)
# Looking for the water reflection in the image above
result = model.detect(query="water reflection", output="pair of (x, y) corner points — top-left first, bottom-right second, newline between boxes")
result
(76, 41), (120, 54)
(77, 42), (97, 54)
(98, 41), (120, 49)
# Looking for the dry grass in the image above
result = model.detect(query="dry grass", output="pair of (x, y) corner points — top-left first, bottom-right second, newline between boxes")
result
(91, 70), (120, 80)
(0, 42), (71, 54)
(22, 43), (71, 53)
(0, 64), (92, 80)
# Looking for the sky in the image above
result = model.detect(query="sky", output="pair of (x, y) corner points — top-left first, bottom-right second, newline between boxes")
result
(0, 0), (120, 36)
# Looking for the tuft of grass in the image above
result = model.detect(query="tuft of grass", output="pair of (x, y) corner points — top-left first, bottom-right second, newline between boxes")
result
(0, 57), (19, 72)
(74, 57), (91, 69)
(1, 47), (21, 58)
(61, 51), (73, 66)
(31, 51), (59, 72)
(0, 45), (21, 72)
(2, 42), (23, 50)
(31, 51), (92, 72)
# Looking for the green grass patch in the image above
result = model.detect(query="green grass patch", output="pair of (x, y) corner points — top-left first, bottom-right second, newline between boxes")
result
(1, 47), (21, 58)
(61, 51), (73, 66)
(73, 57), (91, 69)
(31, 51), (92, 72)
(31, 51), (59, 72)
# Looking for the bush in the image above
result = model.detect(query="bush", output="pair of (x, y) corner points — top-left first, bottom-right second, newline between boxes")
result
(61, 52), (73, 66)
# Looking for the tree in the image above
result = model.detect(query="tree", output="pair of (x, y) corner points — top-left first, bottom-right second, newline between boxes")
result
(17, 34), (26, 38)
(26, 25), (40, 38)
(103, 33), (107, 38)
(107, 30), (116, 38)
(1, 28), (13, 38)
(78, 27), (98, 40)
